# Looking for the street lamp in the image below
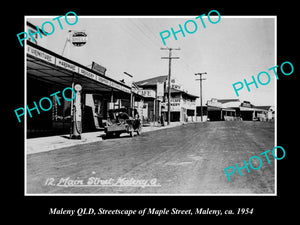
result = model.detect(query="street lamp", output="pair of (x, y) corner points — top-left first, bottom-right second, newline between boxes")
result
(195, 72), (207, 122)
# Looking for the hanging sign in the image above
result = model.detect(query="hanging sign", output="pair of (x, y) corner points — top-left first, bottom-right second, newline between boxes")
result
(71, 31), (88, 47)
(157, 82), (164, 97)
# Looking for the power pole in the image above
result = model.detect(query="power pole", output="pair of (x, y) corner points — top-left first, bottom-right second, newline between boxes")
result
(195, 72), (207, 122)
(61, 30), (72, 56)
(161, 47), (180, 125)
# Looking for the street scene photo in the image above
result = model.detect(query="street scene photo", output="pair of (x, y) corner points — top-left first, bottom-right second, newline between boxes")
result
(27, 121), (274, 194)
(25, 15), (276, 195)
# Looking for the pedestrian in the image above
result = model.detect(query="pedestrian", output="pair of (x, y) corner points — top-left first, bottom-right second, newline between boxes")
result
(161, 112), (165, 126)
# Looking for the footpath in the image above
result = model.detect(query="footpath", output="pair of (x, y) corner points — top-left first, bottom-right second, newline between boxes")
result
(27, 122), (187, 155)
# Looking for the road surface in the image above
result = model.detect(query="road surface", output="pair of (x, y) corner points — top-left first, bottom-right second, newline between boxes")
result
(27, 121), (275, 194)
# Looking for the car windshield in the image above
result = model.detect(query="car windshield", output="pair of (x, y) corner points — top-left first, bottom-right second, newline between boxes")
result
(118, 112), (129, 120)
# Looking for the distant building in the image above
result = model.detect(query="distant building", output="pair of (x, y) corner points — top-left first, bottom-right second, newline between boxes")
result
(136, 76), (198, 123)
(255, 106), (275, 121)
(205, 98), (238, 121)
(205, 98), (274, 121)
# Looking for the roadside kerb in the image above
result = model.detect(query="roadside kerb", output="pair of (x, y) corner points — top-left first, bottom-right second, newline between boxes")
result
(26, 121), (186, 155)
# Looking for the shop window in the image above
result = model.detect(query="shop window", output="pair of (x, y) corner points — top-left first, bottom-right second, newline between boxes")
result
(52, 92), (71, 122)
(94, 98), (102, 117)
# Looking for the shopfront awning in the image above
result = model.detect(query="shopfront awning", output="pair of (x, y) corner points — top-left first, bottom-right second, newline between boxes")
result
(26, 41), (131, 96)
(240, 107), (267, 112)
(222, 108), (236, 112)
(207, 106), (222, 111)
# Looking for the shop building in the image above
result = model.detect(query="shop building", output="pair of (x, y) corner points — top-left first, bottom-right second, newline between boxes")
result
(205, 98), (274, 121)
(250, 105), (275, 121)
(205, 98), (237, 121)
(237, 101), (271, 121)
(136, 76), (198, 123)
(26, 41), (139, 137)
(135, 76), (165, 124)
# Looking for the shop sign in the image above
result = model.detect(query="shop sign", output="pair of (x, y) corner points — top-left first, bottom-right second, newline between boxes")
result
(80, 67), (131, 94)
(27, 44), (130, 94)
(96, 75), (131, 94)
(171, 98), (181, 103)
(96, 75), (110, 86)
(92, 61), (106, 75)
(207, 98), (222, 108)
(157, 82), (164, 97)
(161, 101), (181, 112)
(166, 80), (182, 91)
(241, 102), (252, 108)
(56, 58), (78, 73)
(170, 102), (181, 111)
(170, 98), (181, 111)
(171, 83), (182, 90)
(137, 90), (156, 98)
(71, 31), (87, 47)
(182, 99), (196, 109)
(27, 45), (55, 64)
(111, 82), (129, 93)
(131, 87), (140, 94)
(119, 85), (132, 94)
(79, 68), (97, 80)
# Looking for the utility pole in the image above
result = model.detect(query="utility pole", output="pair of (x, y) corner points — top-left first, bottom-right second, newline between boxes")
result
(161, 47), (180, 125)
(62, 30), (72, 56)
(195, 72), (207, 122)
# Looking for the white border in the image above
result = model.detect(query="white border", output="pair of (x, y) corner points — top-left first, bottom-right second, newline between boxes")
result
(24, 15), (277, 196)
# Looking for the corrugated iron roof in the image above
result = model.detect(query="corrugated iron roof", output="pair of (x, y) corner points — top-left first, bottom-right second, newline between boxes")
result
(217, 99), (240, 104)
(135, 75), (168, 86)
(254, 106), (272, 110)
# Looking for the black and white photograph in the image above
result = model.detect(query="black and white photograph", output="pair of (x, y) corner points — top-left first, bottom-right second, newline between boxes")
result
(11, 5), (298, 221)
(24, 15), (276, 195)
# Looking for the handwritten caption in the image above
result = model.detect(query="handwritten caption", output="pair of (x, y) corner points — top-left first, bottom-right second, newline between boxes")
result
(45, 176), (160, 188)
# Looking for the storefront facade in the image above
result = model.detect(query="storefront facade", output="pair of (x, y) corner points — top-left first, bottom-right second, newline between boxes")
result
(206, 98), (273, 121)
(136, 76), (198, 123)
(135, 89), (158, 123)
(161, 91), (197, 122)
(26, 41), (132, 137)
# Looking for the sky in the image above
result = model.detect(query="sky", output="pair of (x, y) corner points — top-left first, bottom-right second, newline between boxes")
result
(27, 15), (276, 106)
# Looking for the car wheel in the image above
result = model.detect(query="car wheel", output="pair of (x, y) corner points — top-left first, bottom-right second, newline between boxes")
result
(129, 131), (134, 137)
(136, 126), (142, 135)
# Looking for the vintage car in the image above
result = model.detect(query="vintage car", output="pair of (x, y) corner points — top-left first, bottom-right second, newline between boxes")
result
(104, 108), (142, 138)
